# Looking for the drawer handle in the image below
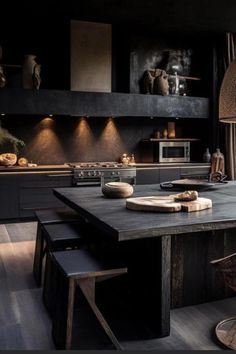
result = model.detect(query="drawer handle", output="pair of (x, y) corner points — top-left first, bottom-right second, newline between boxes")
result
(47, 174), (72, 177)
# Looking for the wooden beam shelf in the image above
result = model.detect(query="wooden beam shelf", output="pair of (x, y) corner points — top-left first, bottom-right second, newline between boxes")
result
(0, 88), (209, 118)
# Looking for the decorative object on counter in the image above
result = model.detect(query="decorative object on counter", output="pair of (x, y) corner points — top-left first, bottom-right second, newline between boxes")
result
(154, 130), (161, 139)
(211, 148), (225, 174)
(0, 153), (17, 166)
(28, 162), (38, 167)
(202, 147), (211, 163)
(0, 46), (6, 88)
(121, 153), (130, 166)
(129, 154), (135, 165)
(163, 129), (168, 139)
(102, 182), (134, 198)
(22, 54), (41, 89)
(167, 122), (176, 139)
(18, 157), (28, 167)
(209, 171), (227, 183)
(0, 121), (25, 153)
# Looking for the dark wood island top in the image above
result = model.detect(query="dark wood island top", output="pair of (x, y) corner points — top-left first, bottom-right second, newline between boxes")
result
(54, 182), (236, 242)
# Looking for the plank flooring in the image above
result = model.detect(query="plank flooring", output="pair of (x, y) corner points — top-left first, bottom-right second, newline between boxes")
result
(0, 221), (235, 350)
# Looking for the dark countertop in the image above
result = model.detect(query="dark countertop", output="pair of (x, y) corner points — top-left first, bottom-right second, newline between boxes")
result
(0, 162), (210, 175)
(54, 182), (236, 242)
(0, 164), (72, 175)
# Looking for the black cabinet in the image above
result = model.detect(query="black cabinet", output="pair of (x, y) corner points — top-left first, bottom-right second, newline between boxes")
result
(0, 176), (19, 219)
(159, 167), (180, 183)
(19, 173), (73, 218)
(136, 168), (160, 185)
(136, 164), (211, 185)
(0, 172), (72, 220)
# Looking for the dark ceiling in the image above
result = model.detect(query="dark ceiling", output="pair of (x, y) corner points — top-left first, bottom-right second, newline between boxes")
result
(4, 0), (236, 35)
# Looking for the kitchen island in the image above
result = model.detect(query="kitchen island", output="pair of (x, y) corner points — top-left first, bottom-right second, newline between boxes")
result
(53, 182), (236, 339)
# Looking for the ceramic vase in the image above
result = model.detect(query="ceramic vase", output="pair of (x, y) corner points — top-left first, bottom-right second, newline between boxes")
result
(22, 54), (38, 89)
(203, 148), (211, 163)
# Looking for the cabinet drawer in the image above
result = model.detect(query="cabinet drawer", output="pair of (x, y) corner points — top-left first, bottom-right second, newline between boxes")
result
(19, 174), (73, 188)
(180, 166), (210, 178)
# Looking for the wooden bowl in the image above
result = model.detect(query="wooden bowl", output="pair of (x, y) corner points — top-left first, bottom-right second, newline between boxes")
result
(102, 182), (134, 198)
(0, 153), (17, 166)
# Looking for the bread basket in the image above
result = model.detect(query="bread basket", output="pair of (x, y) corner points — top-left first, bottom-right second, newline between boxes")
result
(0, 153), (17, 166)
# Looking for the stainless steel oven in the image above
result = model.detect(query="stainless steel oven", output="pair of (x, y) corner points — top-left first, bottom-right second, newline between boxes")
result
(67, 162), (136, 187)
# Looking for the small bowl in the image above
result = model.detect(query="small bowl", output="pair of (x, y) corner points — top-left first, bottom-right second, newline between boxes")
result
(102, 182), (134, 198)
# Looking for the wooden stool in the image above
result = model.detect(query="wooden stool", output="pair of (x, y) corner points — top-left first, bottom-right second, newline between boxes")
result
(51, 249), (127, 350)
(33, 207), (81, 287)
(41, 223), (87, 313)
(211, 253), (236, 350)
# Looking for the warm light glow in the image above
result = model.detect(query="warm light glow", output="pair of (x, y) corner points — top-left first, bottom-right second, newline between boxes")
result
(99, 117), (125, 159)
(26, 117), (66, 164)
(1, 113), (5, 116)
(72, 117), (95, 160)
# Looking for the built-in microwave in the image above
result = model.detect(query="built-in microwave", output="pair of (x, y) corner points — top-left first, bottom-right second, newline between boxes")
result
(154, 141), (190, 163)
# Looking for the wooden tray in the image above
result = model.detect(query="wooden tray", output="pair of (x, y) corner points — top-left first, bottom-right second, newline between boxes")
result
(160, 178), (227, 191)
(215, 317), (236, 350)
(126, 195), (212, 213)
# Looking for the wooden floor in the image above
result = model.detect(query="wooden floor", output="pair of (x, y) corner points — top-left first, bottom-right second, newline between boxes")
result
(0, 221), (234, 350)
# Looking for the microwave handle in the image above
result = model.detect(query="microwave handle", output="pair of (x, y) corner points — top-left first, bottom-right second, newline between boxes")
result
(185, 144), (190, 158)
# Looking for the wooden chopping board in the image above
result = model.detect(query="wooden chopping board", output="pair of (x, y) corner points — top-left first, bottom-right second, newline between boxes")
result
(126, 195), (212, 213)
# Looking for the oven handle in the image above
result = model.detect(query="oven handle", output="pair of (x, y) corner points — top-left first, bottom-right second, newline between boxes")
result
(74, 181), (101, 187)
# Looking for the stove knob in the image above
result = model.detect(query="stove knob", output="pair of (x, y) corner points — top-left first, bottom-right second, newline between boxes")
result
(91, 171), (96, 177)
(87, 172), (91, 176)
(111, 171), (115, 175)
(78, 171), (84, 177)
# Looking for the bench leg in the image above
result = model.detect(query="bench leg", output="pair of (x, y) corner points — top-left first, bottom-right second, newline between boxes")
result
(79, 278), (123, 350)
(33, 224), (44, 287)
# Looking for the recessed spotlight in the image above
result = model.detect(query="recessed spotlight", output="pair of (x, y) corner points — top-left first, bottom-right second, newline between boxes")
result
(49, 114), (53, 117)
(1, 113), (5, 116)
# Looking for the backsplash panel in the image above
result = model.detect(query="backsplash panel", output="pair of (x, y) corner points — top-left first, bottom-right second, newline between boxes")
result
(0, 116), (209, 164)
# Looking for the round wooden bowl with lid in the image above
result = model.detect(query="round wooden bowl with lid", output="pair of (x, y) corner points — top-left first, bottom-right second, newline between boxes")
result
(102, 182), (134, 198)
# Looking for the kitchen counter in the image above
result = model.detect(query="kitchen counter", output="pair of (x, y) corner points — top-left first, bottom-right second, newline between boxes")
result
(0, 164), (72, 175)
(0, 162), (210, 174)
(133, 162), (211, 168)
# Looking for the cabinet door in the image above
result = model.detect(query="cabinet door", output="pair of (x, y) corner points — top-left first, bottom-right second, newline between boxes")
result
(19, 174), (73, 218)
(136, 168), (159, 185)
(159, 167), (180, 183)
(0, 175), (19, 219)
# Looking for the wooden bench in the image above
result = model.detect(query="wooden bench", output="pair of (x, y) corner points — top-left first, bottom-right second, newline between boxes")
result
(51, 249), (127, 350)
(33, 207), (82, 287)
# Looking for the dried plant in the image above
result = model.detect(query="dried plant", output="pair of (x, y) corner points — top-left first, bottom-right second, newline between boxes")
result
(0, 122), (25, 153)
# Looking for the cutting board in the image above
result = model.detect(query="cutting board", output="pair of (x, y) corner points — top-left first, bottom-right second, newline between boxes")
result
(126, 195), (212, 213)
